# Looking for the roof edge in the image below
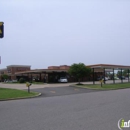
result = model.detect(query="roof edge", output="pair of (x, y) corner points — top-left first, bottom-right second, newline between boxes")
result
(7, 65), (31, 68)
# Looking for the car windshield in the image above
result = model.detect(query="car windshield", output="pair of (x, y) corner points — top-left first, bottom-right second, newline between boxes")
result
(60, 77), (66, 79)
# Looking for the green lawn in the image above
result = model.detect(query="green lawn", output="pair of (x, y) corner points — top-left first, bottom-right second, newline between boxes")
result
(76, 83), (130, 90)
(0, 88), (39, 100)
(3, 82), (44, 84)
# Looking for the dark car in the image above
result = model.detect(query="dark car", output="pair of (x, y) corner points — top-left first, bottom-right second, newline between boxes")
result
(97, 77), (108, 81)
(120, 76), (125, 80)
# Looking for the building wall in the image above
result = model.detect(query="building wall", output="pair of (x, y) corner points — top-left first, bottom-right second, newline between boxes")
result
(48, 66), (60, 69)
(59, 65), (70, 70)
(0, 66), (31, 81)
(7, 66), (30, 74)
(0, 69), (7, 75)
(48, 65), (70, 70)
(0, 69), (8, 81)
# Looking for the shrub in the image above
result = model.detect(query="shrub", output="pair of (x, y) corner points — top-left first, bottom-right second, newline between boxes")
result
(19, 78), (25, 83)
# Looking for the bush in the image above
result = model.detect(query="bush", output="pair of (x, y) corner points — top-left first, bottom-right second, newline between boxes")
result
(19, 78), (25, 83)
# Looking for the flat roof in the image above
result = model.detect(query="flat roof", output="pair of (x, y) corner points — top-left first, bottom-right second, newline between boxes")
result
(87, 64), (130, 69)
(7, 65), (31, 68)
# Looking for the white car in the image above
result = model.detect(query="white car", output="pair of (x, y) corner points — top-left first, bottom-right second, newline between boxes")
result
(58, 77), (68, 83)
(5, 80), (13, 83)
(114, 77), (119, 80)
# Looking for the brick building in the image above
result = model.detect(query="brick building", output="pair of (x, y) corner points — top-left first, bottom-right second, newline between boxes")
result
(0, 64), (130, 83)
(0, 65), (31, 81)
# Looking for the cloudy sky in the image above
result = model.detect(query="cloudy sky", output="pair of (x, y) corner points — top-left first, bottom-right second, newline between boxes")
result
(0, 0), (130, 69)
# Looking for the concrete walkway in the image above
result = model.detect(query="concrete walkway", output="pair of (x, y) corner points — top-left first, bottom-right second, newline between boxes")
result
(0, 82), (78, 90)
(0, 82), (93, 90)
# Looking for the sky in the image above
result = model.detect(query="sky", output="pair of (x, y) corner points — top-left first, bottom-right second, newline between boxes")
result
(0, 0), (130, 69)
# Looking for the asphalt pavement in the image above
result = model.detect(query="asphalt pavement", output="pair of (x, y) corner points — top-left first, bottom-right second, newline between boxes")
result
(31, 86), (101, 97)
(1, 87), (130, 130)
(1, 82), (130, 130)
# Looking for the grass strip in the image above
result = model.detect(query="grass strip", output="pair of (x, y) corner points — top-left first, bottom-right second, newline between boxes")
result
(0, 88), (39, 100)
(3, 82), (44, 84)
(75, 83), (130, 90)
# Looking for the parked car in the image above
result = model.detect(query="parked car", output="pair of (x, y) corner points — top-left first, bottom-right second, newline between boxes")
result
(97, 77), (108, 81)
(12, 80), (18, 83)
(114, 77), (119, 80)
(97, 77), (102, 81)
(119, 76), (125, 80)
(125, 77), (129, 80)
(107, 77), (111, 80)
(5, 80), (13, 83)
(102, 77), (109, 81)
(58, 77), (68, 83)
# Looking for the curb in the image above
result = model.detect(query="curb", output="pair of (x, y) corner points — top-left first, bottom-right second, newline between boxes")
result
(69, 85), (130, 91)
(69, 85), (107, 90)
(0, 93), (42, 101)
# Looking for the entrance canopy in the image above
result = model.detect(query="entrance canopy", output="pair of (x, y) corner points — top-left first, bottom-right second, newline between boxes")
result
(15, 69), (68, 75)
(87, 64), (130, 84)
(15, 69), (68, 83)
(88, 64), (130, 69)
(87, 64), (130, 73)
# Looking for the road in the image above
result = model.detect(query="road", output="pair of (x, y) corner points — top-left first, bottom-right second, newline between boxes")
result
(0, 86), (130, 130)
(31, 86), (101, 97)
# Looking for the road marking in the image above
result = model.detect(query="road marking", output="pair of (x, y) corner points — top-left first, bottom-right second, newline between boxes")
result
(74, 89), (79, 91)
(50, 91), (56, 93)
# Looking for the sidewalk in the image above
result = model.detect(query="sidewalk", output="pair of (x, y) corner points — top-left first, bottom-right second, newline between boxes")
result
(0, 82), (94, 90)
(0, 82), (77, 90)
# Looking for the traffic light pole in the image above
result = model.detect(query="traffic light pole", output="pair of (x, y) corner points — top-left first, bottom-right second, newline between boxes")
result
(0, 22), (4, 38)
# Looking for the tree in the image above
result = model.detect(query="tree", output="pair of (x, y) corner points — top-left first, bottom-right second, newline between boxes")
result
(123, 69), (129, 77)
(68, 63), (91, 84)
(117, 69), (129, 77)
(1, 74), (9, 81)
(19, 78), (25, 83)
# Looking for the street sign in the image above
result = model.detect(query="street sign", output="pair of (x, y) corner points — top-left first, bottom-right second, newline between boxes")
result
(0, 22), (4, 38)
(100, 79), (103, 83)
(100, 79), (104, 87)
(26, 82), (32, 93)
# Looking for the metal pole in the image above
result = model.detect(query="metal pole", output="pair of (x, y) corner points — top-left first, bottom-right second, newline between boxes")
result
(28, 86), (30, 93)
(39, 73), (41, 82)
(121, 69), (123, 83)
(93, 68), (95, 85)
(113, 68), (115, 84)
(31, 74), (32, 83)
(103, 68), (106, 84)
(128, 69), (129, 82)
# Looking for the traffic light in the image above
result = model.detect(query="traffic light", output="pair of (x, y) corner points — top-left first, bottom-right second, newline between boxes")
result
(0, 22), (4, 38)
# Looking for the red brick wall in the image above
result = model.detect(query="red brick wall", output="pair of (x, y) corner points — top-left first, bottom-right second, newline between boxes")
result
(48, 66), (60, 69)
(7, 67), (30, 74)
(59, 65), (70, 70)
